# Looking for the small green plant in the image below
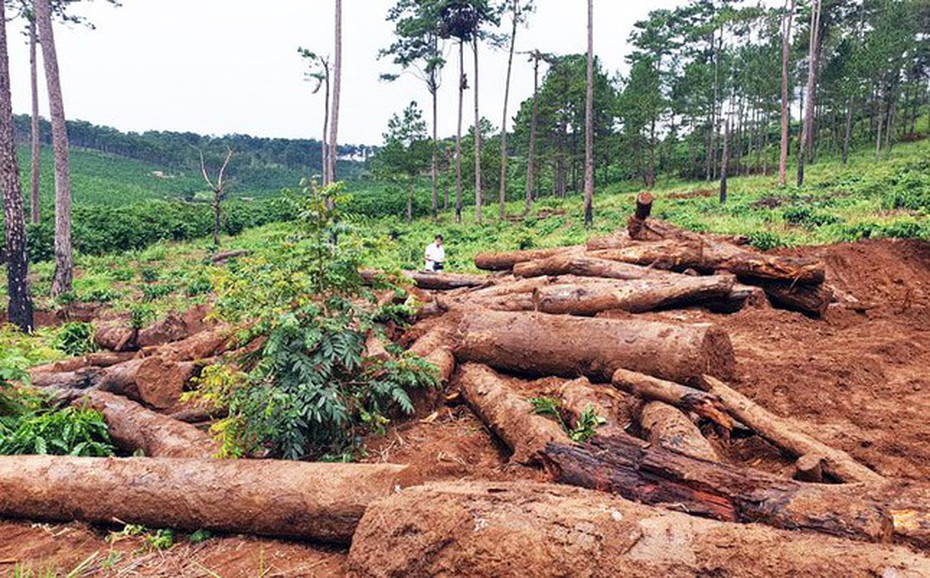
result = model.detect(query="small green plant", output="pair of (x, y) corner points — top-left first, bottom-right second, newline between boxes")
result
(147, 528), (175, 550)
(530, 397), (605, 442)
(129, 304), (156, 330)
(139, 266), (160, 283)
(189, 529), (213, 543)
(0, 406), (115, 457)
(141, 283), (177, 302)
(54, 322), (97, 357)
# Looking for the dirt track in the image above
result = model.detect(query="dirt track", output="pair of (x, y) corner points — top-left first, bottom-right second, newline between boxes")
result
(3, 238), (929, 577)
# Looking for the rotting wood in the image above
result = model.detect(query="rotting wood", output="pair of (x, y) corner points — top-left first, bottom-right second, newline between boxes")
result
(0, 455), (408, 544)
(612, 368), (733, 429)
(638, 400), (720, 462)
(512, 254), (666, 280)
(474, 246), (583, 271)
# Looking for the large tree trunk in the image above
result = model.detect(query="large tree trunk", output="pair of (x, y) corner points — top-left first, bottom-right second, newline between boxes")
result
(328, 0), (342, 182)
(544, 434), (930, 549)
(513, 254), (665, 281)
(348, 482), (930, 577)
(472, 36), (482, 224)
(583, 0), (594, 228)
(778, 0), (796, 186)
(700, 375), (883, 483)
(756, 279), (833, 317)
(459, 364), (568, 465)
(453, 310), (736, 385)
(402, 270), (491, 290)
(35, 0), (73, 297)
(72, 390), (220, 458)
(28, 16), (40, 225)
(531, 275), (736, 316)
(0, 455), (407, 544)
(0, 0), (34, 332)
(96, 355), (196, 410)
(474, 245), (582, 271)
(455, 40), (464, 223)
(797, 0), (821, 187)
(430, 67), (439, 220)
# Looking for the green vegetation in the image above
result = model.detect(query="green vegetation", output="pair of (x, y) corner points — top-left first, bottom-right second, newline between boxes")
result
(530, 396), (606, 443)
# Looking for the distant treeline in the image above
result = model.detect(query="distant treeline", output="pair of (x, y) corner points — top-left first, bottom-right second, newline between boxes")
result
(12, 115), (378, 190)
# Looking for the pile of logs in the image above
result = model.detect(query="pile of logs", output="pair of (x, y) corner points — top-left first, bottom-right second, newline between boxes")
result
(7, 197), (929, 575)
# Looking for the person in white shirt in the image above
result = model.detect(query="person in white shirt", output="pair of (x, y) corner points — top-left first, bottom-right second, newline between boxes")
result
(424, 234), (445, 272)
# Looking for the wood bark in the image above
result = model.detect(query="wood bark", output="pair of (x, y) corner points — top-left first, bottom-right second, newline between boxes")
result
(348, 481), (930, 577)
(532, 275), (735, 316)
(0, 0), (34, 332)
(35, 0), (73, 297)
(453, 310), (735, 384)
(403, 270), (492, 290)
(582, 0), (594, 227)
(638, 401), (720, 462)
(474, 245), (582, 271)
(73, 390), (220, 458)
(0, 455), (407, 544)
(459, 364), (568, 465)
(612, 368), (733, 429)
(701, 375), (882, 483)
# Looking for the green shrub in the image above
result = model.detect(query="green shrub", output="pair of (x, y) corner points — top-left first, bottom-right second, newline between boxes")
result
(54, 322), (96, 356)
(748, 230), (788, 250)
(0, 406), (115, 457)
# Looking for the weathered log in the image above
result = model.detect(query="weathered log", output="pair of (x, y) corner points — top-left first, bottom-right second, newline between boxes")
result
(141, 328), (233, 362)
(513, 254), (666, 280)
(638, 401), (719, 461)
(544, 433), (930, 550)
(97, 356), (195, 410)
(558, 377), (630, 436)
(459, 364), (569, 465)
(402, 270), (493, 290)
(210, 249), (249, 263)
(137, 305), (212, 348)
(73, 390), (220, 458)
(454, 310), (735, 384)
(533, 275), (735, 316)
(474, 246), (582, 271)
(757, 280), (834, 317)
(347, 481), (930, 578)
(612, 368), (733, 429)
(0, 455), (407, 543)
(591, 240), (706, 271)
(795, 453), (825, 483)
(93, 321), (136, 352)
(701, 375), (883, 484)
(29, 351), (136, 376)
(29, 367), (100, 390)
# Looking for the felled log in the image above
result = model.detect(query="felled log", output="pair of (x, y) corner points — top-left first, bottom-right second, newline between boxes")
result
(591, 240), (706, 271)
(97, 356), (195, 410)
(612, 368), (733, 429)
(29, 367), (100, 390)
(638, 401), (719, 461)
(459, 364), (568, 465)
(512, 254), (664, 281)
(558, 377), (630, 436)
(93, 321), (136, 352)
(137, 305), (212, 348)
(29, 351), (135, 376)
(454, 310), (735, 384)
(757, 280), (834, 317)
(210, 249), (249, 263)
(533, 275), (735, 316)
(73, 390), (220, 458)
(544, 433), (930, 550)
(141, 327), (233, 362)
(474, 246), (582, 271)
(0, 455), (407, 543)
(402, 270), (493, 290)
(701, 375), (883, 484)
(347, 481), (930, 578)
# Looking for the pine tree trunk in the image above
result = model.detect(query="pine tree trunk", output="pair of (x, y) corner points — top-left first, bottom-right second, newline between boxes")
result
(473, 37), (482, 224)
(843, 98), (853, 165)
(778, 0), (795, 186)
(583, 0), (594, 228)
(797, 0), (820, 187)
(328, 0), (341, 183)
(431, 79), (439, 220)
(35, 0), (73, 297)
(525, 54), (540, 214)
(455, 40), (464, 223)
(720, 116), (729, 205)
(499, 2), (518, 221)
(0, 0), (34, 332)
(28, 17), (40, 225)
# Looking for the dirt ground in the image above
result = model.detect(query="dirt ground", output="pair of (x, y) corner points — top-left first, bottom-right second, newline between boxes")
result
(2, 238), (929, 577)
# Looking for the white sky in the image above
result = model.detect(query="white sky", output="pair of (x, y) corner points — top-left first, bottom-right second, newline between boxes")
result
(7, 0), (687, 145)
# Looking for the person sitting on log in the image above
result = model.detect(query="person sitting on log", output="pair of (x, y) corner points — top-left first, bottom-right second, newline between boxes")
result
(424, 234), (445, 272)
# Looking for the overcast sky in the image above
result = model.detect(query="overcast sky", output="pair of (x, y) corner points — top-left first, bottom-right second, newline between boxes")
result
(7, 0), (687, 145)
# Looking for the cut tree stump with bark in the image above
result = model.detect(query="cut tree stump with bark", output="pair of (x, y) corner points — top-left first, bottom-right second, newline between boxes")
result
(638, 401), (720, 462)
(454, 310), (735, 385)
(347, 481), (930, 577)
(612, 368), (733, 429)
(543, 433), (930, 550)
(474, 246), (582, 271)
(72, 390), (220, 458)
(701, 375), (883, 484)
(533, 275), (735, 316)
(458, 363), (568, 465)
(0, 455), (408, 544)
